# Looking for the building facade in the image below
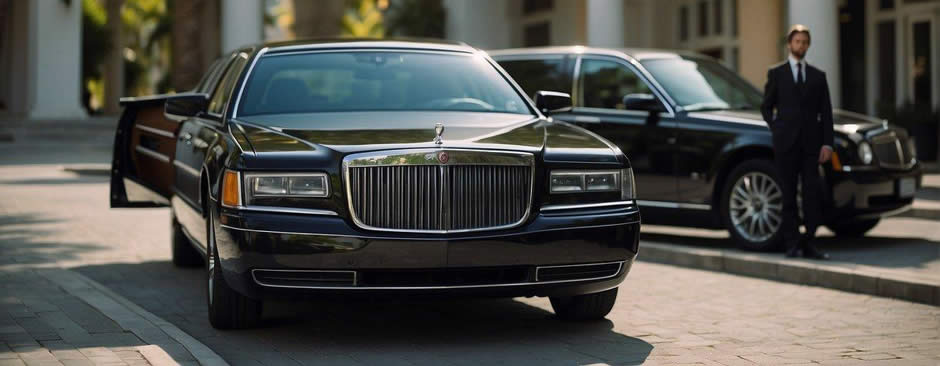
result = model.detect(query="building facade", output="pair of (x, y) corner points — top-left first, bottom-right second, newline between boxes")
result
(446, 0), (940, 116)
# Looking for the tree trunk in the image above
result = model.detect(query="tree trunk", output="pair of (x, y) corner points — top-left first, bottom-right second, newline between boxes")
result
(103, 0), (124, 114)
(172, 0), (209, 91)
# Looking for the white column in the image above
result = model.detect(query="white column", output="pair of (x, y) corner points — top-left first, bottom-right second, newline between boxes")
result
(587, 0), (624, 47)
(787, 0), (841, 108)
(27, 0), (86, 119)
(221, 0), (263, 53)
(443, 0), (510, 49)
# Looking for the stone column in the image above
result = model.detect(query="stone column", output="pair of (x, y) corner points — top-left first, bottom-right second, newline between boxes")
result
(27, 0), (86, 119)
(221, 0), (263, 53)
(103, 0), (124, 115)
(586, 0), (624, 47)
(787, 0), (841, 108)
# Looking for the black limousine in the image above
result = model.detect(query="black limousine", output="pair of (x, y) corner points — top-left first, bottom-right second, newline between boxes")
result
(110, 40), (640, 329)
(491, 46), (922, 250)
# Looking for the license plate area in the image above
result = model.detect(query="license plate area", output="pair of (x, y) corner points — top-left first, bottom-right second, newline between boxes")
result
(897, 177), (916, 198)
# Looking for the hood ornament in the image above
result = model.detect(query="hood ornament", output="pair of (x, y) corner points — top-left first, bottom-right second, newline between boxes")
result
(433, 123), (445, 145)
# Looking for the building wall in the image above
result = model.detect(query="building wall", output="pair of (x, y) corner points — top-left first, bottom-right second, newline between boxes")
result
(738, 0), (783, 89)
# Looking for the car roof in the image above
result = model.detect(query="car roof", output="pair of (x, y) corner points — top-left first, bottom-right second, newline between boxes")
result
(486, 46), (706, 62)
(252, 38), (477, 55)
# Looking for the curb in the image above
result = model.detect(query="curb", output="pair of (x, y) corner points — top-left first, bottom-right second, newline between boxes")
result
(638, 242), (939, 306)
(36, 268), (229, 366)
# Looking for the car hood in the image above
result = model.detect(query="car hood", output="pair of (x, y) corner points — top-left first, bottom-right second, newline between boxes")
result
(692, 109), (886, 135)
(232, 111), (619, 162)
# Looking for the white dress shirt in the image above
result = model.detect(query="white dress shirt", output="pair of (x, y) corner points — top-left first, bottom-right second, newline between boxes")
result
(787, 55), (806, 83)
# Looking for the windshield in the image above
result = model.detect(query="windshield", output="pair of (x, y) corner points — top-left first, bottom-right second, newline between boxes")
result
(237, 51), (532, 117)
(640, 57), (763, 111)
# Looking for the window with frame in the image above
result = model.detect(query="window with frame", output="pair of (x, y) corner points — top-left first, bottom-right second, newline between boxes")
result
(579, 59), (652, 110)
(208, 55), (248, 116)
(497, 56), (571, 97)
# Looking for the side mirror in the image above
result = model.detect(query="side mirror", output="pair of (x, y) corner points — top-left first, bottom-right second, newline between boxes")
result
(534, 90), (572, 115)
(622, 93), (664, 112)
(165, 93), (210, 121)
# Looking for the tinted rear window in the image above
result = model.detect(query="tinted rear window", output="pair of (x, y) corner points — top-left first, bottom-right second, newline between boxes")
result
(497, 57), (571, 98)
(237, 51), (531, 116)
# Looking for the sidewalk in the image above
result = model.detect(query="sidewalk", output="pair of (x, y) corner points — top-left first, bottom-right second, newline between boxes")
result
(639, 173), (940, 306)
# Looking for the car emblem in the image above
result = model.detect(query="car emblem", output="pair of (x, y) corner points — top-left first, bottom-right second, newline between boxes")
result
(437, 151), (449, 164)
(433, 123), (444, 145)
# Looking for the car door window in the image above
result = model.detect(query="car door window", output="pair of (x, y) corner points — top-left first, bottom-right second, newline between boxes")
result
(579, 58), (652, 110)
(497, 56), (572, 98)
(208, 53), (249, 116)
(195, 58), (226, 94)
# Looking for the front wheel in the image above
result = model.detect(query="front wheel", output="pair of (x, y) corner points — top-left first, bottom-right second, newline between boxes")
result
(206, 208), (262, 329)
(827, 218), (880, 237)
(549, 287), (618, 321)
(721, 159), (786, 251)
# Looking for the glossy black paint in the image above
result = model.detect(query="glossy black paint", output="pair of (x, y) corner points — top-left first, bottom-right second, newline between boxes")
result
(111, 40), (639, 300)
(491, 47), (923, 229)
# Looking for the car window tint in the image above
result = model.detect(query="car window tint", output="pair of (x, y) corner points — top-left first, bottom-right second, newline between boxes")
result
(196, 57), (227, 94)
(579, 59), (651, 109)
(640, 57), (762, 110)
(497, 56), (571, 98)
(208, 54), (249, 116)
(237, 51), (531, 116)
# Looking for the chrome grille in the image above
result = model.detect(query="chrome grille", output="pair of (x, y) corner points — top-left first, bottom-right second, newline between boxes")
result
(871, 130), (916, 170)
(345, 149), (534, 233)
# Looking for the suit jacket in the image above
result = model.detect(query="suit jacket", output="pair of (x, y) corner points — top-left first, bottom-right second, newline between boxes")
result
(760, 61), (834, 153)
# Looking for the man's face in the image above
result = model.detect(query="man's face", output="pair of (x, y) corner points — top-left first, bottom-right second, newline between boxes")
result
(788, 32), (810, 59)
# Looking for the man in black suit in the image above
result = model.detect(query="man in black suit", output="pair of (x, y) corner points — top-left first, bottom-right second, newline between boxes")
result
(760, 25), (833, 260)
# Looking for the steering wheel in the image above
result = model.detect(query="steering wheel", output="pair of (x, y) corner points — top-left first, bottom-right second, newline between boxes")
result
(421, 97), (495, 111)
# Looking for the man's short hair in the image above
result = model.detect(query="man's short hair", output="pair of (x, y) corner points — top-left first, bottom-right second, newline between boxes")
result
(787, 24), (811, 43)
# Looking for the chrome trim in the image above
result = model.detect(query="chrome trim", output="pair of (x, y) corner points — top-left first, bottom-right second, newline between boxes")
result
(134, 146), (170, 163)
(252, 269), (357, 288)
(571, 55), (582, 106)
(134, 124), (175, 139)
(173, 160), (200, 177)
(219, 220), (639, 241)
(237, 205), (338, 216)
(230, 47), (269, 119)
(535, 261), (623, 282)
(636, 200), (711, 210)
(686, 112), (768, 127)
(250, 261), (625, 290)
(540, 200), (635, 212)
(343, 148), (535, 234)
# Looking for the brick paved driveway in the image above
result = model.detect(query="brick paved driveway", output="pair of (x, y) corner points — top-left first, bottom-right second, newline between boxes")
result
(2, 165), (938, 365)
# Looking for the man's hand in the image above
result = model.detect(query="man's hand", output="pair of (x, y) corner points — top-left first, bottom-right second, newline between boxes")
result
(818, 146), (833, 163)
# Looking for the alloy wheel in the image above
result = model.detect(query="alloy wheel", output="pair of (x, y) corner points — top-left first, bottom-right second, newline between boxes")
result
(729, 172), (783, 242)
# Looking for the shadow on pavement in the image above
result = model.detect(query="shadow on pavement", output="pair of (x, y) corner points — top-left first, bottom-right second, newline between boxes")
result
(0, 213), (108, 266)
(76, 260), (654, 365)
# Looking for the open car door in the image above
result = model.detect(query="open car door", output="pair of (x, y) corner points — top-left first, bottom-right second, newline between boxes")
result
(110, 95), (182, 207)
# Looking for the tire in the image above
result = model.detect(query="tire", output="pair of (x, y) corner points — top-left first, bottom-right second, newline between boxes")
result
(827, 218), (880, 237)
(171, 214), (202, 267)
(206, 207), (262, 329)
(720, 159), (786, 251)
(549, 287), (618, 321)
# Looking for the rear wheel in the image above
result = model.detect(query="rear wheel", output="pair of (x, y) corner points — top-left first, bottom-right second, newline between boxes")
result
(206, 207), (262, 329)
(827, 218), (880, 237)
(171, 214), (202, 267)
(549, 287), (618, 321)
(721, 159), (786, 251)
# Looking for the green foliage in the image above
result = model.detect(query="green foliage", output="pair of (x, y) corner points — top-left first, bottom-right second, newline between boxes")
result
(342, 0), (385, 38)
(81, 0), (111, 111)
(386, 0), (445, 38)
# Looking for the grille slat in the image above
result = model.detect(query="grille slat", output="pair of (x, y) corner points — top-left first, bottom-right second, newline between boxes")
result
(349, 164), (531, 232)
(871, 131), (916, 170)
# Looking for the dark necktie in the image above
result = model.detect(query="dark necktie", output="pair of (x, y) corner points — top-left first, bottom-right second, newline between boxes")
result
(798, 63), (805, 85)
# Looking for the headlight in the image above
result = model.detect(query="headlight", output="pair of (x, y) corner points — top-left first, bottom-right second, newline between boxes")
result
(244, 172), (329, 204)
(857, 142), (873, 164)
(550, 170), (621, 193)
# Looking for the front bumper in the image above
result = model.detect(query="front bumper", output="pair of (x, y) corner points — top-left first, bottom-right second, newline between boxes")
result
(826, 163), (922, 222)
(213, 202), (640, 300)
